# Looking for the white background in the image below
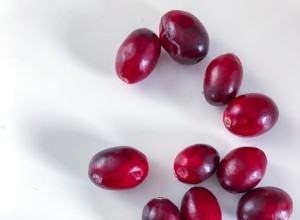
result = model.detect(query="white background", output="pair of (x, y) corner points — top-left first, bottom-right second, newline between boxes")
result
(1, 0), (300, 219)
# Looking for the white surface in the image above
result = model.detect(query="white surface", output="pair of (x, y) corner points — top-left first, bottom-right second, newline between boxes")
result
(1, 0), (300, 219)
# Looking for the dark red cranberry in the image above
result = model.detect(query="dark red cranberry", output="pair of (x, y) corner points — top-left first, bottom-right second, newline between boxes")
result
(159, 10), (209, 65)
(88, 146), (149, 189)
(142, 197), (180, 220)
(115, 28), (161, 84)
(204, 53), (243, 106)
(217, 147), (267, 193)
(174, 144), (220, 184)
(181, 187), (222, 220)
(237, 186), (293, 220)
(223, 93), (279, 137)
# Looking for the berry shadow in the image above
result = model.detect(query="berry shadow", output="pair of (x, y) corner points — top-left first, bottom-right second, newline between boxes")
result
(24, 116), (112, 178)
(135, 51), (211, 105)
(259, 162), (289, 187)
(64, 0), (161, 76)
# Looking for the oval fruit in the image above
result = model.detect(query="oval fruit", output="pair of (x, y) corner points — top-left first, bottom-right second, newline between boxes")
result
(237, 186), (293, 220)
(174, 144), (220, 184)
(181, 187), (222, 220)
(88, 146), (149, 189)
(115, 28), (161, 84)
(142, 197), (180, 220)
(223, 93), (279, 137)
(159, 10), (209, 65)
(217, 146), (267, 193)
(204, 53), (243, 105)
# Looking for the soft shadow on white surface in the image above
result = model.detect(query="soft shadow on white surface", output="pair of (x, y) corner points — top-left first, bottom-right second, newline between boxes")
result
(261, 162), (292, 188)
(134, 51), (210, 100)
(32, 125), (110, 177)
(64, 0), (161, 76)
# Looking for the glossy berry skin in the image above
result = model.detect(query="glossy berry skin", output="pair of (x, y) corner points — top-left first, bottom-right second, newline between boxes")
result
(88, 146), (149, 190)
(204, 53), (243, 106)
(223, 93), (279, 137)
(181, 187), (222, 220)
(142, 197), (181, 220)
(237, 187), (293, 220)
(217, 147), (267, 193)
(115, 28), (161, 84)
(174, 144), (220, 184)
(159, 10), (209, 65)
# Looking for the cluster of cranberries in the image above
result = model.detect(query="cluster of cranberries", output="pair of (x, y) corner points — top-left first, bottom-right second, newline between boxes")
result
(88, 10), (293, 219)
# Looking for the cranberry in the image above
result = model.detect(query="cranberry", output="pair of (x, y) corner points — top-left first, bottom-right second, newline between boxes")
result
(223, 93), (279, 137)
(115, 28), (161, 84)
(159, 10), (209, 65)
(204, 53), (243, 106)
(181, 187), (222, 220)
(142, 197), (181, 220)
(217, 147), (267, 193)
(88, 146), (149, 189)
(174, 144), (220, 184)
(237, 186), (293, 220)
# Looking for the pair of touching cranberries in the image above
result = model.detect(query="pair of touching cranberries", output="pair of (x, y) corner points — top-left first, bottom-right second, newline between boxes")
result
(115, 10), (209, 84)
(142, 187), (221, 220)
(174, 144), (267, 194)
(89, 9), (289, 220)
(204, 53), (279, 137)
(88, 145), (293, 219)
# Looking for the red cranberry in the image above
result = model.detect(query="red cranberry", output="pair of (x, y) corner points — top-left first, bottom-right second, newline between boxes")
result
(115, 28), (161, 84)
(223, 93), (279, 137)
(204, 53), (243, 106)
(217, 147), (267, 193)
(88, 146), (149, 189)
(159, 10), (209, 65)
(181, 187), (222, 220)
(174, 144), (220, 184)
(237, 186), (293, 220)
(142, 197), (180, 220)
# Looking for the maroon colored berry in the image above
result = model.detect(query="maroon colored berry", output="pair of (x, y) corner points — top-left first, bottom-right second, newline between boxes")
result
(237, 186), (293, 220)
(181, 187), (222, 220)
(174, 144), (220, 184)
(204, 53), (243, 106)
(88, 146), (149, 190)
(159, 10), (209, 65)
(142, 197), (180, 220)
(115, 28), (161, 84)
(223, 93), (279, 137)
(217, 147), (267, 193)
